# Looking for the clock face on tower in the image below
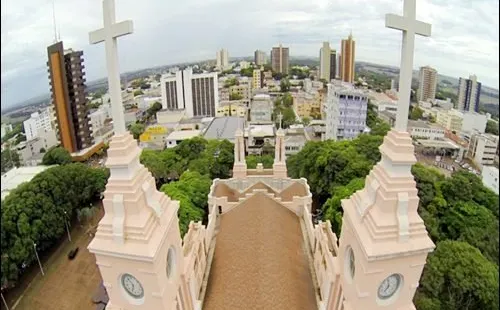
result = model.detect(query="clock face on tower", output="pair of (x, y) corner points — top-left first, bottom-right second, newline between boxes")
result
(377, 273), (402, 300)
(121, 273), (145, 299)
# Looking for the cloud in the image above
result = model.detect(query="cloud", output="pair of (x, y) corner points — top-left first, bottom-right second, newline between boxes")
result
(1, 0), (498, 109)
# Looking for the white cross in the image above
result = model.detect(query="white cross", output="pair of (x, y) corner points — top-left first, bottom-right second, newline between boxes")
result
(386, 0), (431, 131)
(89, 0), (133, 135)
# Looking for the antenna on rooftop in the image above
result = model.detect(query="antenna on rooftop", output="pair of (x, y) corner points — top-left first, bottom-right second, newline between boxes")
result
(52, 0), (58, 43)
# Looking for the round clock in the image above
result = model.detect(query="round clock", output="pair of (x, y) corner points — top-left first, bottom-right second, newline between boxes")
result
(121, 273), (144, 299)
(377, 273), (402, 300)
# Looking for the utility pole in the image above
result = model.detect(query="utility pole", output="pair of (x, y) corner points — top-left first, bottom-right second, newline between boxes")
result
(63, 211), (71, 242)
(32, 242), (44, 276)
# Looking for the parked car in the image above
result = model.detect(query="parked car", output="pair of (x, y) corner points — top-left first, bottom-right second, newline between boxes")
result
(68, 247), (79, 260)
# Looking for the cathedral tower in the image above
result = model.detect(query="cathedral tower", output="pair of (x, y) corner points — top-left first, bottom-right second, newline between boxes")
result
(87, 1), (193, 309)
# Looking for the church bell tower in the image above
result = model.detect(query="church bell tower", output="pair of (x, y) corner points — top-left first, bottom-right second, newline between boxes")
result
(336, 0), (434, 309)
(87, 1), (193, 309)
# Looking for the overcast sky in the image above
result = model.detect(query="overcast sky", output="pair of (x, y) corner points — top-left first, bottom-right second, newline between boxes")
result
(1, 0), (498, 110)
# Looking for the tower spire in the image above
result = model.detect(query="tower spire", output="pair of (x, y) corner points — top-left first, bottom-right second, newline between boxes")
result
(52, 0), (58, 43)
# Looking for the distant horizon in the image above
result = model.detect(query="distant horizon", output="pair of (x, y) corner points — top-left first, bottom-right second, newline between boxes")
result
(3, 55), (498, 114)
(3, 0), (497, 112)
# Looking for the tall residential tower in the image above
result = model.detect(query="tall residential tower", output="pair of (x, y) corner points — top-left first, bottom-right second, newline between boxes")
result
(319, 42), (337, 81)
(47, 41), (93, 153)
(271, 44), (289, 74)
(340, 33), (356, 84)
(417, 66), (437, 102)
(457, 74), (481, 112)
(216, 48), (229, 71)
(254, 50), (266, 66)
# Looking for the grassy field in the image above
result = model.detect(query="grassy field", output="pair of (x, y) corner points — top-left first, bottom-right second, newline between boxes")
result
(2, 205), (104, 310)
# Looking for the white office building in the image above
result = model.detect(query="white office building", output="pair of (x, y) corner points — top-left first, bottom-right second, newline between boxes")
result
(481, 166), (499, 195)
(407, 120), (445, 140)
(467, 133), (499, 169)
(461, 111), (488, 134)
(250, 94), (273, 122)
(160, 68), (219, 118)
(325, 82), (368, 141)
(23, 108), (53, 141)
(16, 128), (58, 166)
(135, 95), (162, 110)
(89, 109), (108, 138)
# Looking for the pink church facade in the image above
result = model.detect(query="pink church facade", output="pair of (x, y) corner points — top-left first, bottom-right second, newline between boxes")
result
(88, 127), (434, 310)
(87, 0), (435, 307)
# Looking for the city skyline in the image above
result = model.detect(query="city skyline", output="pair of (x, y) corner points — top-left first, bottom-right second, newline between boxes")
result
(1, 0), (498, 109)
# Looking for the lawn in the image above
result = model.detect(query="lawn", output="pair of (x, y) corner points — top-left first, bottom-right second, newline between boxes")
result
(3, 205), (104, 310)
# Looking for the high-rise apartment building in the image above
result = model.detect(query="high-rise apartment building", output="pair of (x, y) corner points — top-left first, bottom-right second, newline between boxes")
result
(319, 42), (331, 81)
(161, 68), (219, 118)
(457, 74), (481, 112)
(417, 66), (437, 102)
(216, 48), (229, 71)
(271, 44), (289, 74)
(330, 49), (337, 80)
(324, 81), (368, 141)
(254, 50), (266, 66)
(340, 33), (356, 83)
(23, 107), (53, 141)
(47, 41), (93, 153)
(319, 42), (336, 81)
(252, 68), (264, 90)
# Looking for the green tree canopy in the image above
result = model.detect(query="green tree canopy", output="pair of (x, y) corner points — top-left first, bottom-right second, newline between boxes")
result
(485, 120), (499, 135)
(415, 240), (499, 310)
(280, 79), (291, 92)
(246, 155), (274, 169)
(224, 77), (238, 88)
(322, 178), (365, 235)
(287, 138), (375, 205)
(1, 164), (108, 288)
(140, 137), (234, 184)
(229, 92), (244, 101)
(147, 101), (163, 116)
(1, 148), (20, 172)
(128, 122), (146, 139)
(42, 146), (72, 165)
(239, 67), (254, 77)
(410, 106), (424, 120)
(440, 201), (498, 263)
(160, 171), (212, 235)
